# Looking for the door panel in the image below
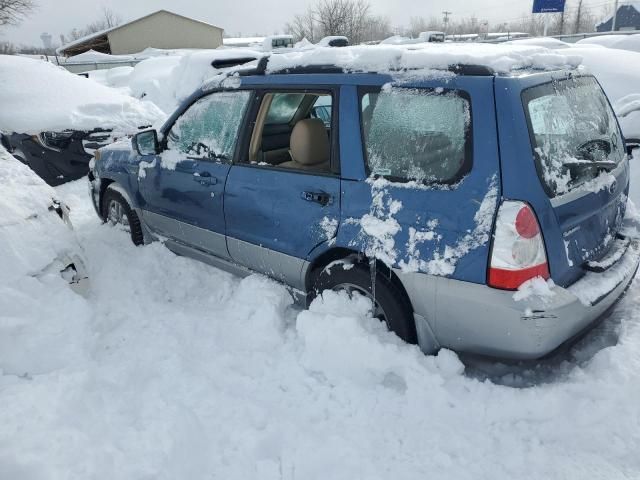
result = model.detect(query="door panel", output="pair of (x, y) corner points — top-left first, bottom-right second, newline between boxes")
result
(139, 157), (231, 257)
(224, 166), (341, 287)
(137, 90), (251, 259)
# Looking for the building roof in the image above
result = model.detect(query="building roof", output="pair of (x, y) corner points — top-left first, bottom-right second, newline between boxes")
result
(596, 3), (640, 28)
(57, 10), (223, 55)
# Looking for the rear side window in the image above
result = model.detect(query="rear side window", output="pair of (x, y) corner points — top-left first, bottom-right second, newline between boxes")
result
(523, 76), (625, 197)
(167, 90), (251, 160)
(360, 87), (472, 184)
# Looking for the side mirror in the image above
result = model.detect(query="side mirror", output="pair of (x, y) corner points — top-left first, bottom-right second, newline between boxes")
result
(134, 129), (160, 155)
(626, 138), (640, 157)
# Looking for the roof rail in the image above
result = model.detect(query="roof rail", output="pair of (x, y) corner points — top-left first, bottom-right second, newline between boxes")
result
(211, 56), (261, 69)
(447, 64), (495, 76)
(236, 56), (496, 77)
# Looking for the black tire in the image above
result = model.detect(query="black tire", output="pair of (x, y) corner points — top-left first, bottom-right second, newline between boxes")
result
(101, 186), (144, 246)
(311, 262), (417, 344)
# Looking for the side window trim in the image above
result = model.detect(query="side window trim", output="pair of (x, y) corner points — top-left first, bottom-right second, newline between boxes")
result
(357, 85), (473, 186)
(162, 88), (254, 165)
(234, 86), (341, 177)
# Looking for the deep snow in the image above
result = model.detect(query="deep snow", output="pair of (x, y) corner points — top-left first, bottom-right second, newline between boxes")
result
(0, 167), (638, 479)
(0, 55), (163, 134)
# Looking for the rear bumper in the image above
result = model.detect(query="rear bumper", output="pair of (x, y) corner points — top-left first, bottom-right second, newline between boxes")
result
(397, 240), (640, 360)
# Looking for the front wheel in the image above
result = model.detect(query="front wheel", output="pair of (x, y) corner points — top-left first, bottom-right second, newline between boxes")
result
(101, 185), (144, 246)
(311, 262), (417, 344)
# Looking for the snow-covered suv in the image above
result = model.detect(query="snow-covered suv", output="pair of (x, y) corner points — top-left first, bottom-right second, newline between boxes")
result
(89, 45), (640, 359)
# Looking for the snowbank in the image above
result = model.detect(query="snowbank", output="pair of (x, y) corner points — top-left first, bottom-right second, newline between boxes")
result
(267, 43), (582, 74)
(1, 176), (640, 479)
(559, 46), (640, 137)
(577, 34), (640, 53)
(0, 145), (85, 293)
(93, 48), (262, 115)
(0, 55), (164, 134)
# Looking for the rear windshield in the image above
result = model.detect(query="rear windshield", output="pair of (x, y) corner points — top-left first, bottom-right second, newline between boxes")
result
(523, 76), (625, 197)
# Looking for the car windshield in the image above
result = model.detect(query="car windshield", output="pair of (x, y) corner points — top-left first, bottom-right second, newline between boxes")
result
(523, 76), (625, 196)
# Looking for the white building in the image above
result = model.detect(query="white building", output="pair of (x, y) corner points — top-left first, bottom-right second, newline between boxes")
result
(57, 10), (224, 57)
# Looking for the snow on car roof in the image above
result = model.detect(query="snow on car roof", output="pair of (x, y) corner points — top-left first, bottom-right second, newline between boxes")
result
(0, 55), (164, 134)
(266, 43), (582, 75)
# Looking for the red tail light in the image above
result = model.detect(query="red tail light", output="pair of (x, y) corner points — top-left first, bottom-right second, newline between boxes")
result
(488, 201), (549, 290)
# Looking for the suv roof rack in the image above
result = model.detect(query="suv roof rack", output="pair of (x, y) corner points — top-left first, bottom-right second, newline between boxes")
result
(236, 56), (495, 77)
(211, 56), (261, 69)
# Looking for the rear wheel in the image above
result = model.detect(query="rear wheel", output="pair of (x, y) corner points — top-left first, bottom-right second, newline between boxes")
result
(101, 186), (144, 246)
(311, 262), (417, 344)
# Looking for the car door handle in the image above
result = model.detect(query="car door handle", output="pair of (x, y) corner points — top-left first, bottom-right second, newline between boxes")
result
(302, 191), (332, 206)
(193, 172), (217, 185)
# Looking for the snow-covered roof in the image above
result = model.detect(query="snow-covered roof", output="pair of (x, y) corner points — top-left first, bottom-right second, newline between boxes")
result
(265, 43), (582, 75)
(62, 49), (137, 64)
(317, 36), (349, 47)
(223, 37), (265, 46)
(57, 10), (223, 55)
(596, 2), (640, 26)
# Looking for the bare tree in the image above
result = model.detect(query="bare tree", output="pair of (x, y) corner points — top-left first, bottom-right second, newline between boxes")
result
(285, 0), (382, 44)
(0, 0), (37, 27)
(65, 6), (122, 42)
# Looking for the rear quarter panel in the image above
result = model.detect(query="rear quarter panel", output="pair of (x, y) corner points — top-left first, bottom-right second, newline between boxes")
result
(333, 74), (501, 285)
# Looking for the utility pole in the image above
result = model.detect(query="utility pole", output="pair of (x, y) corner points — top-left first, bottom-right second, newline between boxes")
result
(575, 0), (583, 34)
(612, 0), (619, 31)
(442, 11), (452, 34)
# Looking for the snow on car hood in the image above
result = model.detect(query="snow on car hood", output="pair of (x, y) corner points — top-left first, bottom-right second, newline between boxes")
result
(0, 55), (164, 134)
(266, 43), (582, 74)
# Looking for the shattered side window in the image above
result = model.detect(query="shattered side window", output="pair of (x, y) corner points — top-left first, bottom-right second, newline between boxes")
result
(523, 76), (625, 196)
(360, 87), (472, 184)
(167, 90), (251, 160)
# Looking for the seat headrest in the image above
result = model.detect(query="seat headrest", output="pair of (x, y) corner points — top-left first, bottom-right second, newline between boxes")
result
(290, 118), (330, 166)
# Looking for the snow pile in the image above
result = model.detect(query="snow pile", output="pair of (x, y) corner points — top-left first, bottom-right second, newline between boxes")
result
(267, 43), (582, 74)
(506, 37), (572, 50)
(561, 46), (640, 137)
(0, 147), (89, 375)
(2, 177), (640, 478)
(86, 66), (135, 89)
(577, 34), (640, 53)
(0, 55), (164, 134)
(109, 49), (262, 115)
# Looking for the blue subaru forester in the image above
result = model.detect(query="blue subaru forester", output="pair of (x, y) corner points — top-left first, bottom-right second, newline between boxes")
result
(89, 48), (640, 359)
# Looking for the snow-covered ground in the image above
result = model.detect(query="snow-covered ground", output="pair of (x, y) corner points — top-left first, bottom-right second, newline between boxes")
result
(0, 161), (638, 479)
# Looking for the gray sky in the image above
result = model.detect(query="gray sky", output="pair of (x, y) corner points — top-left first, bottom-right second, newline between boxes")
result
(1, 0), (611, 47)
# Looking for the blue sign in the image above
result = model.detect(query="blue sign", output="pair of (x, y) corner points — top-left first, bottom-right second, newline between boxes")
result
(532, 0), (566, 13)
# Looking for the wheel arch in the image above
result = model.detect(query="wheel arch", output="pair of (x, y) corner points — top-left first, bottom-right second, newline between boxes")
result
(305, 247), (415, 314)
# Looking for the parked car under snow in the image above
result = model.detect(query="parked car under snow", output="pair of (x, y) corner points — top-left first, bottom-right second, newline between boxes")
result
(0, 145), (88, 294)
(1, 129), (113, 186)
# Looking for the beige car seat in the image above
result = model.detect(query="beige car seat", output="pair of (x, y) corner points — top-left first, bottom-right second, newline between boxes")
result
(279, 118), (330, 172)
